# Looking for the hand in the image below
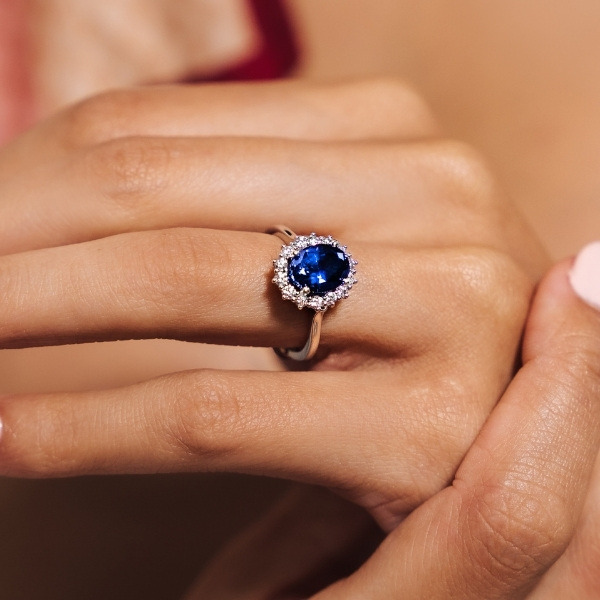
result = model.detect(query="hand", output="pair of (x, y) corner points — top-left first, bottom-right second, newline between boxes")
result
(313, 255), (600, 599)
(0, 79), (546, 532)
(186, 252), (600, 599)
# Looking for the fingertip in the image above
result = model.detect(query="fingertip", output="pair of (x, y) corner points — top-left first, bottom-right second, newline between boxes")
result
(523, 248), (600, 363)
(569, 241), (600, 312)
(533, 242), (600, 320)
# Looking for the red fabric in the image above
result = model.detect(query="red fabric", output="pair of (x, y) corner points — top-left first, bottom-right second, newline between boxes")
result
(0, 0), (34, 143)
(209, 0), (298, 81)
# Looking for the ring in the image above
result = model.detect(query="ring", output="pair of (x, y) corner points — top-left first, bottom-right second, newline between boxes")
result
(269, 225), (358, 360)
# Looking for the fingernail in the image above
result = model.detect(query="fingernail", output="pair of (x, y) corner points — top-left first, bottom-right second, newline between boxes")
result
(569, 241), (600, 310)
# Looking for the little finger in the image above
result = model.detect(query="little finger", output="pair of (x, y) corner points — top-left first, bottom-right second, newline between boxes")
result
(0, 368), (478, 521)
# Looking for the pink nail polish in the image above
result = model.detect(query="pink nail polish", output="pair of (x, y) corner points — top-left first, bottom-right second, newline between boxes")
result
(569, 241), (600, 310)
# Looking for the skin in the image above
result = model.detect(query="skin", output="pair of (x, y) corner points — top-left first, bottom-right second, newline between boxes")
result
(186, 262), (600, 600)
(310, 262), (600, 599)
(0, 79), (543, 523)
(0, 79), (548, 597)
(3, 78), (599, 599)
(0, 1), (599, 597)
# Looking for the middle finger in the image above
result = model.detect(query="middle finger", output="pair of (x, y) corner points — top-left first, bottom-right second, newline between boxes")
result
(0, 137), (508, 255)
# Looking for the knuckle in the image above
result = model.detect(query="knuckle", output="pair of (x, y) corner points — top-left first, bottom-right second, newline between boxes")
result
(449, 248), (533, 324)
(349, 76), (431, 112)
(373, 77), (436, 123)
(60, 89), (146, 149)
(421, 140), (500, 213)
(166, 371), (250, 459)
(336, 77), (438, 135)
(461, 480), (571, 581)
(81, 136), (172, 214)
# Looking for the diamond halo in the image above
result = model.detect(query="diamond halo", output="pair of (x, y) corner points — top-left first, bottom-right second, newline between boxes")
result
(272, 233), (358, 312)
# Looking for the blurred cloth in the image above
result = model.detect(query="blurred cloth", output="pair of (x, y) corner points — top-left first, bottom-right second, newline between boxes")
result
(0, 0), (297, 145)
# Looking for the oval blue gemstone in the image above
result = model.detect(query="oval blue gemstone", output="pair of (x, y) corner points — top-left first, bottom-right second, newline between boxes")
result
(288, 244), (350, 296)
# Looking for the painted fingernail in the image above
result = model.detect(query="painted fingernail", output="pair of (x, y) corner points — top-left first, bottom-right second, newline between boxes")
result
(569, 241), (600, 310)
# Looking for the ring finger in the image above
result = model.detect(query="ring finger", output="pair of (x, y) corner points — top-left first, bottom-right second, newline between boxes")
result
(0, 136), (537, 273)
(0, 227), (487, 354)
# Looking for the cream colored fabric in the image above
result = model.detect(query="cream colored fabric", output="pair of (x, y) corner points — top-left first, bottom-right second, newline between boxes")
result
(29, 0), (258, 113)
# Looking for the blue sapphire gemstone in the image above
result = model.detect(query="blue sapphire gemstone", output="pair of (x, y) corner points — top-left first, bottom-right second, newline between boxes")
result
(288, 244), (350, 296)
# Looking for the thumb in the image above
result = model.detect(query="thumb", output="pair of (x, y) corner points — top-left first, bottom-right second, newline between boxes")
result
(524, 240), (600, 363)
(314, 244), (600, 600)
